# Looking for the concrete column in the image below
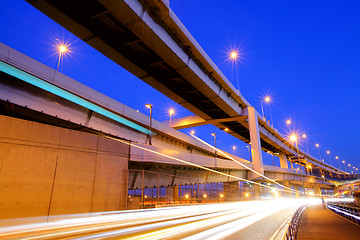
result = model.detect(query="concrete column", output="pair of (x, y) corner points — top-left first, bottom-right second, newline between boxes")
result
(333, 185), (339, 196)
(172, 186), (179, 202)
(254, 184), (261, 199)
(314, 185), (321, 197)
(279, 152), (288, 169)
(246, 107), (264, 179)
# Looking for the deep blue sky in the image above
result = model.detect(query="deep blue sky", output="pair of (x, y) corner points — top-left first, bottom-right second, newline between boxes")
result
(1, 0), (359, 170)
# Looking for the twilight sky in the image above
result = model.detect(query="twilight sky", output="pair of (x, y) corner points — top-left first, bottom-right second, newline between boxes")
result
(1, 0), (359, 170)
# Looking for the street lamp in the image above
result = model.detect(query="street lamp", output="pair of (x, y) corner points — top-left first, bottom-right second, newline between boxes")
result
(246, 144), (252, 163)
(145, 104), (153, 145)
(315, 144), (322, 161)
(211, 133), (217, 165)
(326, 151), (333, 166)
(229, 50), (240, 94)
(290, 134), (305, 194)
(168, 108), (175, 126)
(261, 96), (272, 123)
(342, 160), (348, 173)
(232, 146), (236, 155)
(302, 134), (309, 154)
(286, 119), (292, 132)
(56, 43), (69, 72)
(335, 156), (340, 173)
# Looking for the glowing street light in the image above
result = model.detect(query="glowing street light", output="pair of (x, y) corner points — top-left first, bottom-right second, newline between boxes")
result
(212, 133), (217, 166)
(232, 146), (236, 154)
(261, 96), (272, 124)
(286, 119), (292, 132)
(56, 43), (70, 72)
(230, 51), (237, 59)
(145, 104), (153, 145)
(219, 193), (224, 198)
(203, 194), (207, 198)
(190, 130), (195, 135)
(315, 144), (322, 161)
(185, 194), (189, 199)
(168, 108), (175, 126)
(228, 50), (241, 94)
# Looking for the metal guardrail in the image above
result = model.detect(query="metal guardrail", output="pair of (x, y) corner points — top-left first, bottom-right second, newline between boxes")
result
(327, 204), (360, 225)
(284, 205), (308, 240)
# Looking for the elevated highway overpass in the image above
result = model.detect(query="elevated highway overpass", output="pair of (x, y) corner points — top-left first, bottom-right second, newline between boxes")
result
(1, 41), (355, 219)
(26, 0), (345, 177)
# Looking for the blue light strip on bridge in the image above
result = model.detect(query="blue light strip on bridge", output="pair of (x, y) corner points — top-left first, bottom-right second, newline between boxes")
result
(0, 61), (150, 135)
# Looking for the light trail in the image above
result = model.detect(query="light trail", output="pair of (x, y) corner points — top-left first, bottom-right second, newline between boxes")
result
(191, 134), (303, 194)
(100, 134), (301, 195)
(0, 199), (318, 240)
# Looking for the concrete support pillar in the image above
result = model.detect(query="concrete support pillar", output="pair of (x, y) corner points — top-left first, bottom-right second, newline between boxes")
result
(333, 185), (339, 196)
(247, 107), (264, 179)
(279, 152), (288, 169)
(254, 184), (261, 199)
(172, 186), (179, 202)
(314, 185), (321, 197)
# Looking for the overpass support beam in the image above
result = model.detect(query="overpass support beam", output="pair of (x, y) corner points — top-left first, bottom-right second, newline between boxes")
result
(247, 107), (264, 180)
(279, 152), (288, 169)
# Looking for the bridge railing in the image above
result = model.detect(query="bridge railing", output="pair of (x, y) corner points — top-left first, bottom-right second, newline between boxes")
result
(327, 204), (360, 225)
(284, 205), (308, 240)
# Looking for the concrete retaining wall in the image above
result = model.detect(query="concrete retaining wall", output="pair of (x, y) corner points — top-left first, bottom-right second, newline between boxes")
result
(0, 115), (128, 219)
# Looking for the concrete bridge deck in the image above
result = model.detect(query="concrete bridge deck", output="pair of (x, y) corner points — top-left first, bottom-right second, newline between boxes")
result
(297, 204), (360, 239)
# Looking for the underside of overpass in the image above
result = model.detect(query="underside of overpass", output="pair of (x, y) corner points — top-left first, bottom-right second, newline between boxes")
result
(26, 0), (291, 156)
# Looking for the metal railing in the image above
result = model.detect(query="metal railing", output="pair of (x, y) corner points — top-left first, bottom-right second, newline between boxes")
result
(327, 204), (360, 225)
(284, 205), (308, 240)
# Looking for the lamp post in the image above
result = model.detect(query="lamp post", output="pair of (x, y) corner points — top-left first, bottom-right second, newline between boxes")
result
(342, 160), (347, 173)
(145, 104), (153, 145)
(261, 96), (272, 123)
(326, 151), (333, 166)
(335, 156), (340, 173)
(348, 163), (351, 176)
(56, 43), (69, 72)
(232, 146), (236, 155)
(302, 134), (309, 154)
(211, 133), (217, 159)
(286, 119), (293, 133)
(246, 143), (252, 163)
(315, 144), (322, 161)
(229, 50), (240, 94)
(290, 134), (305, 195)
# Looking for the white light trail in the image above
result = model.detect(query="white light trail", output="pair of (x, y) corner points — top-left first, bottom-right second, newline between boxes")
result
(191, 134), (303, 194)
